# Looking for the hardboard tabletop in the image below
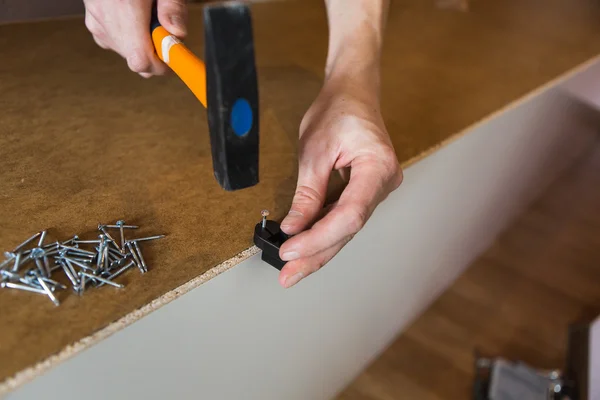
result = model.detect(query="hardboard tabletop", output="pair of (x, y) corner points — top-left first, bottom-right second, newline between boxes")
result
(2, 0), (600, 391)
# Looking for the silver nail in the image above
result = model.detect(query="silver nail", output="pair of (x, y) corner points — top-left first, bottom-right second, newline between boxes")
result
(125, 242), (145, 273)
(65, 256), (93, 264)
(103, 246), (110, 272)
(43, 241), (60, 250)
(34, 258), (47, 278)
(108, 260), (134, 280)
(42, 256), (52, 278)
(117, 220), (126, 253)
(98, 224), (122, 253)
(64, 257), (96, 272)
(11, 231), (42, 253)
(78, 274), (88, 295)
(61, 236), (78, 246)
(37, 230), (47, 247)
(96, 235), (106, 269)
(79, 271), (124, 288)
(60, 260), (80, 288)
(1, 281), (47, 295)
(38, 276), (66, 290)
(0, 269), (31, 286)
(126, 235), (166, 243)
(11, 252), (21, 273)
(261, 209), (270, 228)
(36, 275), (60, 306)
(73, 239), (101, 244)
(59, 245), (96, 256)
(131, 241), (148, 273)
(106, 223), (139, 229)
(107, 246), (122, 257)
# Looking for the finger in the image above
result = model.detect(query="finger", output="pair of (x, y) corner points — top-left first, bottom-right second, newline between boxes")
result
(139, 72), (153, 79)
(121, 0), (169, 76)
(279, 163), (388, 261)
(280, 158), (332, 237)
(85, 11), (111, 50)
(157, 0), (188, 38)
(278, 236), (351, 289)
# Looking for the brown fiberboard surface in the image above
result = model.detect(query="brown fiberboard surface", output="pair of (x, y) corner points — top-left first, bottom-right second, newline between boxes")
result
(2, 0), (600, 389)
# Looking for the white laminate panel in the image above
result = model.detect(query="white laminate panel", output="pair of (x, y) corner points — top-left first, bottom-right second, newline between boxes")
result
(591, 316), (600, 400)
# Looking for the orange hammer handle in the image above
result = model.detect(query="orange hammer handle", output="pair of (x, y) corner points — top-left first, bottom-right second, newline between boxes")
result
(151, 25), (207, 108)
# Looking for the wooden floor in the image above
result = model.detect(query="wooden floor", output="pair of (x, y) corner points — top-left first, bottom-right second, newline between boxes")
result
(336, 142), (600, 400)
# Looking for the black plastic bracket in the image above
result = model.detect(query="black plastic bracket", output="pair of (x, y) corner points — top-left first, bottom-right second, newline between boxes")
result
(253, 220), (289, 270)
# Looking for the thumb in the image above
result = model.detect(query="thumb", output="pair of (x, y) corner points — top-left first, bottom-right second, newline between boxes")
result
(281, 163), (331, 236)
(157, 0), (188, 38)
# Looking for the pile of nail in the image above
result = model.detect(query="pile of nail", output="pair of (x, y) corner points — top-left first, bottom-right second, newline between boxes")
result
(0, 221), (165, 306)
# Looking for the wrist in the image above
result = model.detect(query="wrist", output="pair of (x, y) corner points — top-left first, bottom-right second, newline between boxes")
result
(323, 0), (388, 100)
(324, 55), (381, 106)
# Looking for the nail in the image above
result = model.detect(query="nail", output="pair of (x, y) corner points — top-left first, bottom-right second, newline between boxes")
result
(42, 256), (51, 277)
(105, 223), (138, 229)
(34, 258), (47, 278)
(59, 245), (95, 256)
(79, 271), (124, 289)
(12, 231), (42, 253)
(73, 239), (101, 244)
(281, 251), (300, 261)
(118, 220), (125, 252)
(43, 241), (59, 250)
(1, 282), (47, 295)
(170, 15), (184, 29)
(62, 236), (78, 246)
(77, 275), (88, 295)
(101, 246), (109, 272)
(126, 242), (145, 273)
(96, 235), (107, 269)
(98, 225), (122, 253)
(126, 235), (166, 243)
(11, 252), (21, 272)
(261, 210), (270, 229)
(38, 277), (66, 290)
(284, 272), (304, 288)
(105, 260), (134, 282)
(37, 275), (60, 306)
(60, 260), (80, 288)
(132, 241), (148, 273)
(97, 261), (134, 287)
(64, 257), (96, 272)
(37, 230), (47, 247)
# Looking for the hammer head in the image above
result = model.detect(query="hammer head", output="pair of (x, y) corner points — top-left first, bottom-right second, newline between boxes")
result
(204, 2), (259, 191)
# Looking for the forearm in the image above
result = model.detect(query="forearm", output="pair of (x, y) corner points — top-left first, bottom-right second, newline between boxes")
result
(324, 0), (389, 96)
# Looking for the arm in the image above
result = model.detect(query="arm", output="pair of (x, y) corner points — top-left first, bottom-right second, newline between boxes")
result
(278, 0), (402, 288)
(324, 0), (388, 96)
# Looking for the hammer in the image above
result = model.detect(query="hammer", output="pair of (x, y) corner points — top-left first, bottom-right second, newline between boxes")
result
(150, 1), (259, 191)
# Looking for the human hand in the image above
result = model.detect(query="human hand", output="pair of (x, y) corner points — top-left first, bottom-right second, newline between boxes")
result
(278, 80), (403, 288)
(83, 0), (187, 77)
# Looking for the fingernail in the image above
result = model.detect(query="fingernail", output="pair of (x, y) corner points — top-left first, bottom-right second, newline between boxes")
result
(284, 272), (304, 288)
(281, 251), (300, 261)
(170, 15), (184, 29)
(281, 210), (303, 230)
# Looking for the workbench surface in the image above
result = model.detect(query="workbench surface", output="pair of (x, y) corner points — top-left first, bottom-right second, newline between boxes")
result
(1, 0), (599, 391)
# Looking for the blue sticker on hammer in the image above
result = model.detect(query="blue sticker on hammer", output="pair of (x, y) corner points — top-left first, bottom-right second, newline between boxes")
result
(230, 98), (253, 137)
